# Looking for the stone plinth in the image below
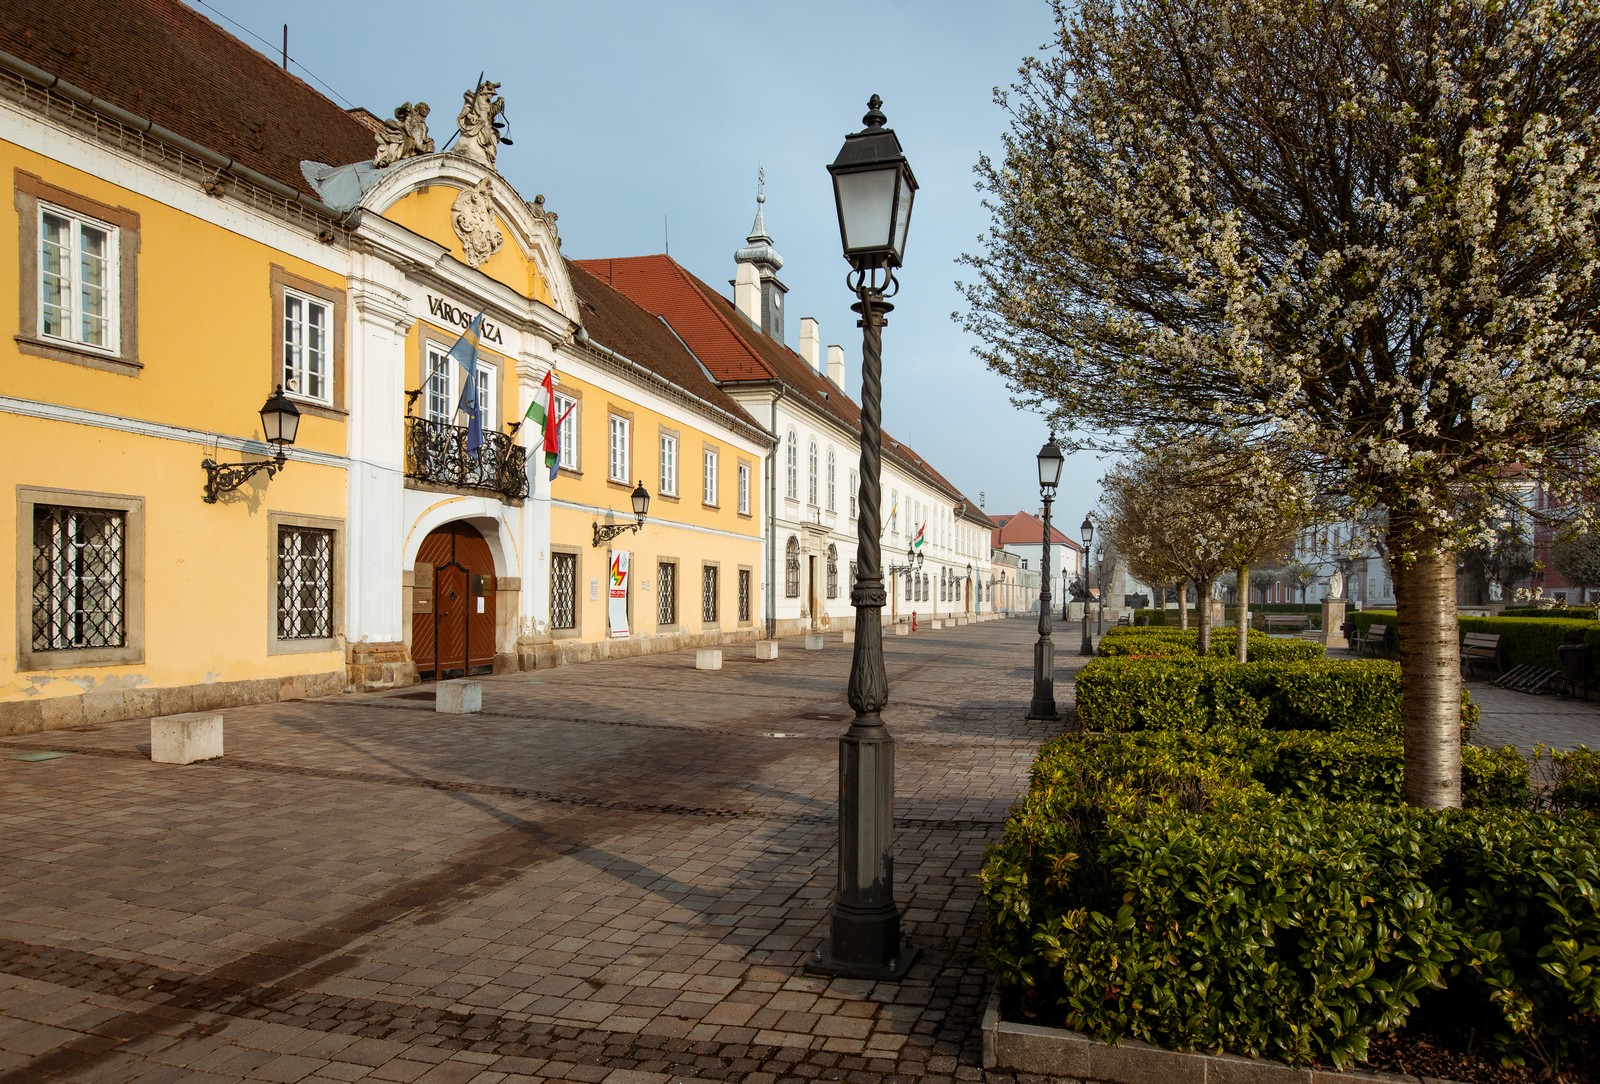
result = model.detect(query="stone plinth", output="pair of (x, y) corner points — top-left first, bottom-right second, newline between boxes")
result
(1322, 597), (1348, 647)
(895, 624), (910, 636)
(150, 712), (223, 764)
(756, 641), (779, 661)
(436, 679), (482, 714)
(805, 633), (825, 651)
(696, 649), (724, 670)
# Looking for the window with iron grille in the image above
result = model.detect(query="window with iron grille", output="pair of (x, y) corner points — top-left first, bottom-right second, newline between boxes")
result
(277, 526), (333, 639)
(849, 561), (858, 598)
(550, 551), (578, 629)
(738, 569), (751, 622)
(32, 505), (124, 651)
(785, 536), (800, 598)
(826, 544), (839, 599)
(702, 564), (719, 623)
(904, 568), (912, 600)
(657, 561), (676, 626)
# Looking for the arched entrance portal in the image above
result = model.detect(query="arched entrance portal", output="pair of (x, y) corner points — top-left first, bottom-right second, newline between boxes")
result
(412, 522), (497, 680)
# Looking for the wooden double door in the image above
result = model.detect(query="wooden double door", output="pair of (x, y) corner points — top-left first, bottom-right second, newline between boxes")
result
(412, 522), (496, 681)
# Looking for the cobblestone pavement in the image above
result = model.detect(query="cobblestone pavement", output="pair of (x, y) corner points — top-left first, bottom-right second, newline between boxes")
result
(1, 625), (1589, 1084)
(0, 618), (1085, 1084)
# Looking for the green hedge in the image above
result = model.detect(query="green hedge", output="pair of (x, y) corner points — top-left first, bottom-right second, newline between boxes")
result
(1349, 611), (1600, 675)
(982, 732), (1597, 1069)
(1077, 656), (1421, 736)
(1498, 604), (1598, 620)
(1098, 626), (1325, 662)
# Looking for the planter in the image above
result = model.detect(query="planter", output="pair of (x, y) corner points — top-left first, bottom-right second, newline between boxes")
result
(981, 990), (1462, 1084)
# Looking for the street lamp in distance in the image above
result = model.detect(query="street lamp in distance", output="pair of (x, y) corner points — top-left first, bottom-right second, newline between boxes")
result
(807, 94), (918, 983)
(1079, 514), (1095, 655)
(1028, 436), (1064, 722)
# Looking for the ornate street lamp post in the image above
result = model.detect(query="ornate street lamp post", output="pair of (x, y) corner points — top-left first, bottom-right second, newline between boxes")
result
(808, 95), (918, 981)
(1079, 515), (1095, 655)
(1028, 437), (1064, 721)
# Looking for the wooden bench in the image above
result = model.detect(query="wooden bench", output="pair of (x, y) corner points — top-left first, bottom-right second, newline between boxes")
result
(1116, 613), (1132, 626)
(1461, 632), (1502, 678)
(1263, 613), (1311, 633)
(1355, 623), (1389, 657)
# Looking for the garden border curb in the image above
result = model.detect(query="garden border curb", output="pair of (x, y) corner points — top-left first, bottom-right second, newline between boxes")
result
(981, 990), (1465, 1084)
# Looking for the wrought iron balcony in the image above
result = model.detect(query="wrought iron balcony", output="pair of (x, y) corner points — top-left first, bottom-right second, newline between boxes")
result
(405, 416), (529, 501)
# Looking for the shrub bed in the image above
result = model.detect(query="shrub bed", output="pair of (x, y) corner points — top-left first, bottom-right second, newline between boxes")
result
(983, 732), (1598, 1071)
(1497, 604), (1598, 620)
(1098, 625), (1324, 662)
(1350, 610), (1600, 676)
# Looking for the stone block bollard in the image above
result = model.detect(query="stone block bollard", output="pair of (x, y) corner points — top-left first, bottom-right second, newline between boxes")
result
(151, 712), (223, 764)
(805, 632), (826, 651)
(843, 630), (856, 645)
(696, 649), (724, 670)
(895, 624), (910, 636)
(756, 641), (779, 661)
(436, 679), (483, 714)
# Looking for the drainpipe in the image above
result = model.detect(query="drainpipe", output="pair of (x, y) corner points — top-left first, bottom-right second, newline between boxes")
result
(766, 390), (785, 639)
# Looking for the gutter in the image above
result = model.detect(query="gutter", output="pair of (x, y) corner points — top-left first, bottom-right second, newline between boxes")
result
(0, 47), (353, 225)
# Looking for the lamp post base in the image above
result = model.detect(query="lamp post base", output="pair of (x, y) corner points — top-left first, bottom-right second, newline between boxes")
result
(805, 941), (920, 981)
(1027, 636), (1058, 722)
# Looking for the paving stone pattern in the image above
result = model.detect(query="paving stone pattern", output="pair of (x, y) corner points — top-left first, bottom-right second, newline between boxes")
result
(1, 624), (1592, 1084)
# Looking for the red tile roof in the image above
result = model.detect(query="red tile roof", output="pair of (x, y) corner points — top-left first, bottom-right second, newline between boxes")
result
(575, 254), (994, 528)
(0, 0), (376, 199)
(992, 510), (1079, 550)
(565, 260), (766, 439)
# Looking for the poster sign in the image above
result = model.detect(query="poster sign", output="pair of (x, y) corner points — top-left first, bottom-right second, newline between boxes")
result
(607, 551), (631, 638)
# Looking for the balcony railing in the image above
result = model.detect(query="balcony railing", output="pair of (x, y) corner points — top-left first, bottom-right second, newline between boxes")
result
(405, 417), (529, 502)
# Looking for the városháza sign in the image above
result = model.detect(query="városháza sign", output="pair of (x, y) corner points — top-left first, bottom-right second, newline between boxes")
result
(426, 295), (505, 345)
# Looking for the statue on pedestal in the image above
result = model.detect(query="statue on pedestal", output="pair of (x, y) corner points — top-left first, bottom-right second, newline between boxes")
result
(1326, 567), (1345, 600)
(455, 79), (507, 169)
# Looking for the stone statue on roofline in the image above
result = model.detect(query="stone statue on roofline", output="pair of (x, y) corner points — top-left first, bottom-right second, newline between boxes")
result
(372, 102), (433, 168)
(455, 79), (508, 169)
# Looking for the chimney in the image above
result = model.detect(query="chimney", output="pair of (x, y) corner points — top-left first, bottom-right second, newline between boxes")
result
(733, 262), (761, 325)
(827, 344), (845, 388)
(799, 317), (821, 372)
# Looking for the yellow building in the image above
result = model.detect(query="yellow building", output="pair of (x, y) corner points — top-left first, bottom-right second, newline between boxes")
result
(0, 0), (769, 735)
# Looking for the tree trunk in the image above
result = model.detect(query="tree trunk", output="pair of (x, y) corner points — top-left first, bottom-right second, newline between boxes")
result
(1195, 575), (1215, 655)
(1235, 562), (1250, 662)
(1176, 581), (1189, 629)
(1390, 532), (1463, 809)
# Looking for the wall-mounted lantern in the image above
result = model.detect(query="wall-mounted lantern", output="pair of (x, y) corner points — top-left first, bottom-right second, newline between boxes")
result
(592, 481), (651, 546)
(202, 386), (301, 503)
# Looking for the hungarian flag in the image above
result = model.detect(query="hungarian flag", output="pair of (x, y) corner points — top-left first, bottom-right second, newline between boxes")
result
(524, 370), (574, 483)
(912, 522), (927, 550)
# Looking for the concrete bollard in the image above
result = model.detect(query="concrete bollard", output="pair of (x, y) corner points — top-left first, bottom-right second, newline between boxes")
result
(756, 641), (779, 661)
(805, 632), (826, 651)
(843, 630), (855, 645)
(436, 679), (483, 714)
(932, 619), (944, 630)
(895, 624), (910, 636)
(696, 649), (724, 670)
(150, 712), (223, 764)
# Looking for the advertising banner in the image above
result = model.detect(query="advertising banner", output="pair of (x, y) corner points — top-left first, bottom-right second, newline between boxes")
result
(607, 550), (630, 638)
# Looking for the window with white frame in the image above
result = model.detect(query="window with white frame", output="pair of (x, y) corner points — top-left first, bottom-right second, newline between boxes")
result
(282, 288), (332, 404)
(423, 343), (494, 428)
(889, 489), (898, 534)
(555, 394), (579, 470)
(826, 449), (836, 511)
(38, 205), (118, 354)
(808, 440), (819, 505)
(703, 447), (719, 506)
(852, 473), (860, 519)
(659, 431), (679, 497)
(608, 414), (630, 483)
(737, 462), (751, 515)
(786, 429), (799, 500)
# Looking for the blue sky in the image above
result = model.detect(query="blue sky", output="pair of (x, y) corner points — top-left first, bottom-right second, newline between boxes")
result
(185, 0), (1109, 524)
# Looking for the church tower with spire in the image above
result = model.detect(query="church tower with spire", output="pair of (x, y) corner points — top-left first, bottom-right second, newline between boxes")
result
(733, 168), (788, 341)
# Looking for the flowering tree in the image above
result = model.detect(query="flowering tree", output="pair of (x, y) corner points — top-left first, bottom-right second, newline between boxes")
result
(961, 0), (1600, 807)
(1552, 529), (1600, 600)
